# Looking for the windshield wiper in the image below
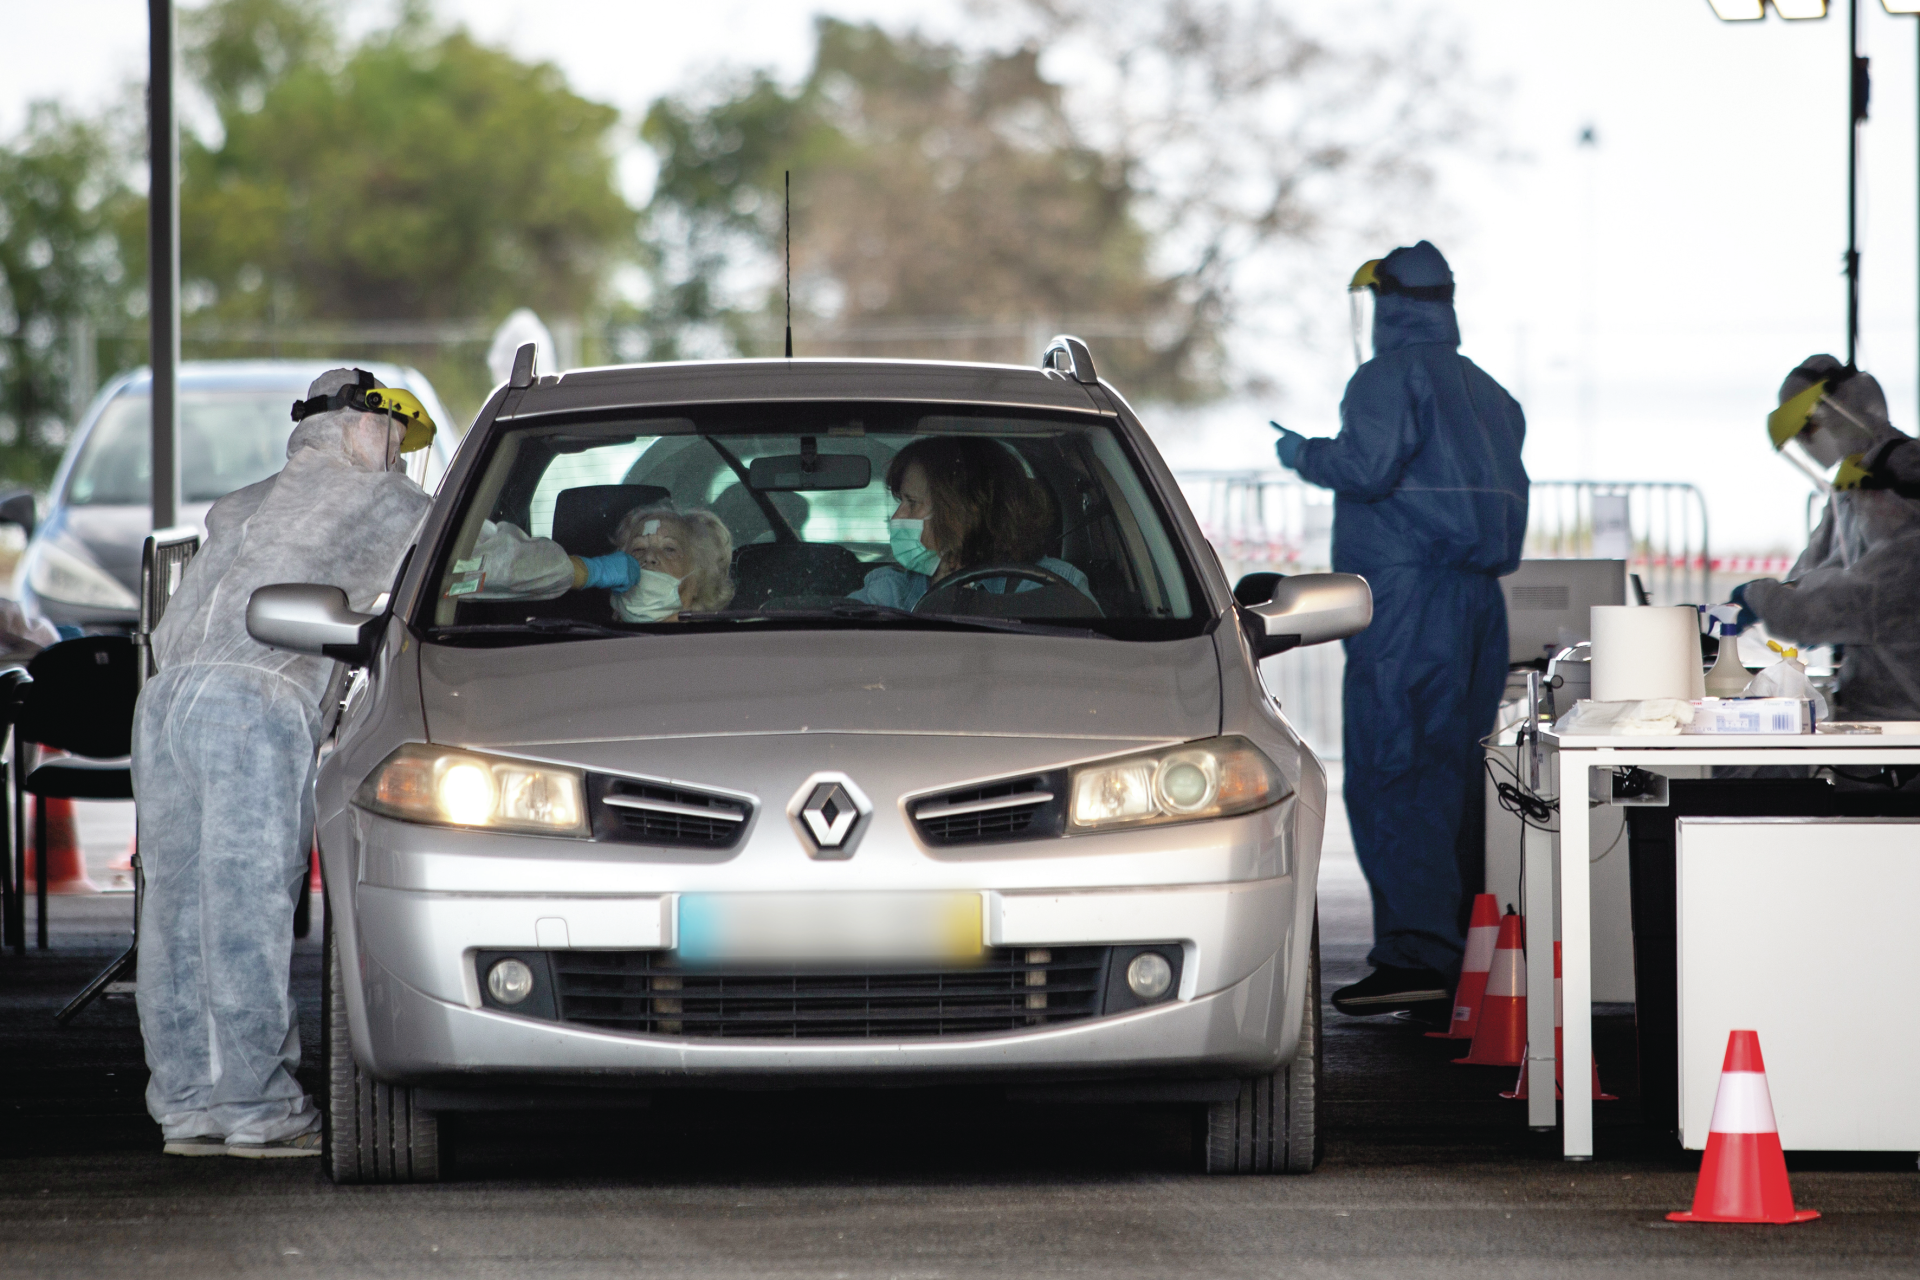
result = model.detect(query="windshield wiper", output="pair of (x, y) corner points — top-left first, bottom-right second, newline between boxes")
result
(680, 601), (1104, 640)
(429, 619), (643, 640)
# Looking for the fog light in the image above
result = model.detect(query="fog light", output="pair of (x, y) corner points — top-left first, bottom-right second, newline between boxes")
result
(1126, 951), (1173, 1000)
(487, 958), (535, 1005)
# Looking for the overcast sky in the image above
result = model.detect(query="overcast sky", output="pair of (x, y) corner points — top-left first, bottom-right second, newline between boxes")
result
(7, 0), (1919, 554)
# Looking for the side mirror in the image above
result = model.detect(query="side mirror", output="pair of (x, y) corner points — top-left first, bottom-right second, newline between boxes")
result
(1245, 572), (1372, 658)
(247, 584), (382, 665)
(0, 489), (36, 541)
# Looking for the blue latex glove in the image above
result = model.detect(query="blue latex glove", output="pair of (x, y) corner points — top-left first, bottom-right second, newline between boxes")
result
(1271, 421), (1307, 470)
(1729, 580), (1761, 632)
(578, 551), (642, 591)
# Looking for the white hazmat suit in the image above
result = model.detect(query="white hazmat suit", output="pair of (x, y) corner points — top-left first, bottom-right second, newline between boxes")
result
(133, 369), (431, 1150)
(1745, 357), (1920, 720)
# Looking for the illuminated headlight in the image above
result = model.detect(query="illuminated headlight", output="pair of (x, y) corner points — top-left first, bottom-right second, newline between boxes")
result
(1068, 736), (1287, 832)
(25, 539), (138, 610)
(352, 743), (588, 836)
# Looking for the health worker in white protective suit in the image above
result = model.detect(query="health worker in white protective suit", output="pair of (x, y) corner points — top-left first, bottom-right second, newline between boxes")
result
(134, 368), (436, 1158)
(1729, 355), (1920, 721)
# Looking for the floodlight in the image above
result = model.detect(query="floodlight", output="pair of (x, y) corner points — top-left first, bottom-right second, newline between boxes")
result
(1883, 0), (1920, 13)
(1771, 0), (1829, 15)
(1707, 0), (1766, 16)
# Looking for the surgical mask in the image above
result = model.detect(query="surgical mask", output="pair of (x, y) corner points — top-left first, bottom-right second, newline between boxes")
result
(888, 518), (942, 576)
(613, 568), (685, 622)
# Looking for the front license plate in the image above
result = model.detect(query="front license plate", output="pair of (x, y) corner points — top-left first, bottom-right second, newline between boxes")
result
(676, 892), (983, 963)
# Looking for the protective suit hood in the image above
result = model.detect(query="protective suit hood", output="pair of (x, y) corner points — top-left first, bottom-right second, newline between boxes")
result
(286, 368), (405, 472)
(1372, 240), (1460, 355)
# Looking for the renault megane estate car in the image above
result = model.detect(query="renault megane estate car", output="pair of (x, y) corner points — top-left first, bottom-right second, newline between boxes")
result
(248, 337), (1371, 1184)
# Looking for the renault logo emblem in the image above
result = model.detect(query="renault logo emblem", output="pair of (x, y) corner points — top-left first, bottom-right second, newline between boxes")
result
(787, 772), (872, 859)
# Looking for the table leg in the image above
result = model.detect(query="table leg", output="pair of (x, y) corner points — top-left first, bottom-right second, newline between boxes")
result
(1523, 820), (1557, 1129)
(1557, 751), (1594, 1160)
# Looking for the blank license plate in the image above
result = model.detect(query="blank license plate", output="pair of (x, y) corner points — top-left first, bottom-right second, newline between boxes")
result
(676, 892), (983, 963)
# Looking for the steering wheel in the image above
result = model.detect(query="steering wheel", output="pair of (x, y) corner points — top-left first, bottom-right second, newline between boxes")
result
(913, 563), (1103, 619)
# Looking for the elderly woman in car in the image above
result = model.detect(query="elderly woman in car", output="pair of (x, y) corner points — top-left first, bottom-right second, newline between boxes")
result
(853, 435), (1092, 610)
(465, 501), (733, 622)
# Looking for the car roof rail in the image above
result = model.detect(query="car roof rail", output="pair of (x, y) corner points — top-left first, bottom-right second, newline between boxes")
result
(1039, 334), (1097, 385)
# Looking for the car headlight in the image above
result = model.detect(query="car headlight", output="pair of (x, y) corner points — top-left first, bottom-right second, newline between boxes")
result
(353, 744), (589, 836)
(1067, 736), (1287, 832)
(25, 539), (138, 610)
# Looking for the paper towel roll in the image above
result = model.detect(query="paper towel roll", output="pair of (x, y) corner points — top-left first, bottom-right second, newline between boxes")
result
(1591, 606), (1704, 702)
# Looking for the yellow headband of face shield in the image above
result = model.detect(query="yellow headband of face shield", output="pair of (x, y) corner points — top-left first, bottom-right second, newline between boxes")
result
(364, 387), (437, 453)
(1349, 259), (1383, 292)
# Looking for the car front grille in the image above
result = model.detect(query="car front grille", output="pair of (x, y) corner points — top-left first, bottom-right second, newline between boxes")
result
(910, 773), (1066, 846)
(547, 946), (1111, 1039)
(588, 775), (751, 848)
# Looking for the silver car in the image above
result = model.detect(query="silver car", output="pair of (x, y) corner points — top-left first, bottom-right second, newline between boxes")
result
(250, 340), (1371, 1184)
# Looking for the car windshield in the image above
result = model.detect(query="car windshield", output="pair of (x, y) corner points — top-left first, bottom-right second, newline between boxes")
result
(66, 391), (301, 505)
(426, 403), (1204, 640)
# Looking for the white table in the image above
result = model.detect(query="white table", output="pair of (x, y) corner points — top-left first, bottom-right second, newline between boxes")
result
(1540, 722), (1920, 1160)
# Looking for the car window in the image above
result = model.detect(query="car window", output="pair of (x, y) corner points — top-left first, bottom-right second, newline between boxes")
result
(66, 392), (298, 505)
(427, 402), (1204, 640)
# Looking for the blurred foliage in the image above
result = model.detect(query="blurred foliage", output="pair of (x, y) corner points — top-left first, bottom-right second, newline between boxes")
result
(177, 0), (634, 420)
(0, 105), (143, 488)
(641, 20), (1215, 400)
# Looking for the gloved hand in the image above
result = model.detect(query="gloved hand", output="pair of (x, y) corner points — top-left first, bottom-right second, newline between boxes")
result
(1271, 421), (1307, 470)
(1729, 580), (1764, 633)
(574, 551), (643, 592)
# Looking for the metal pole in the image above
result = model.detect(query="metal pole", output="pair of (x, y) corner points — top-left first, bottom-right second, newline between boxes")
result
(1849, 0), (1867, 369)
(148, 0), (180, 531)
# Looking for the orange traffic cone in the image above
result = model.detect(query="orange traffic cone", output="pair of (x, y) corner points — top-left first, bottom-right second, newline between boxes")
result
(1501, 942), (1617, 1101)
(1428, 893), (1500, 1041)
(1454, 909), (1525, 1067)
(1669, 1030), (1818, 1224)
(24, 796), (100, 895)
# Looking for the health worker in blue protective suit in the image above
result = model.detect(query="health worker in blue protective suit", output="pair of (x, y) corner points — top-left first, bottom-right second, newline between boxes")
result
(1272, 241), (1529, 1017)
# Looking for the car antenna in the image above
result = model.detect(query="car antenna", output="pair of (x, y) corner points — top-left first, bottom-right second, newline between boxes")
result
(784, 170), (793, 360)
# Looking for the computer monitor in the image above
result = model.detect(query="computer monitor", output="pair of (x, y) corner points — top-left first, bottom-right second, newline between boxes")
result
(1500, 559), (1626, 665)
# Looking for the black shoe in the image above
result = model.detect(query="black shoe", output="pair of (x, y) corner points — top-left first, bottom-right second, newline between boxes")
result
(1330, 965), (1452, 1017)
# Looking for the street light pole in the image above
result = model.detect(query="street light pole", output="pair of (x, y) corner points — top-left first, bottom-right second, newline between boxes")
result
(1849, 0), (1868, 367)
(147, 0), (179, 532)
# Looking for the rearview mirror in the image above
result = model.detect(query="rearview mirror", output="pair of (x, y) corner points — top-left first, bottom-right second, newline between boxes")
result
(0, 489), (35, 540)
(748, 439), (872, 491)
(1245, 572), (1372, 657)
(247, 584), (383, 665)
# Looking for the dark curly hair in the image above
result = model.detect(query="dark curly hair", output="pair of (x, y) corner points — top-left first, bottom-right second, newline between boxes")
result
(885, 436), (1052, 572)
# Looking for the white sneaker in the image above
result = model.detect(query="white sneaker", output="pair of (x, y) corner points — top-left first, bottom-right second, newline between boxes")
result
(226, 1129), (322, 1159)
(162, 1135), (228, 1157)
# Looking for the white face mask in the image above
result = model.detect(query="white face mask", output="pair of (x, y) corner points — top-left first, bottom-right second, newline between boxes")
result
(612, 568), (685, 622)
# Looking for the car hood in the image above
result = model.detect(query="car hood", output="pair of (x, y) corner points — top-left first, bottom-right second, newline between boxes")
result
(50, 502), (215, 596)
(418, 628), (1221, 747)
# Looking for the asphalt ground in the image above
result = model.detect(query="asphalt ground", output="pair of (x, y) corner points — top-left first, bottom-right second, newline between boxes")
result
(1, 792), (1915, 1278)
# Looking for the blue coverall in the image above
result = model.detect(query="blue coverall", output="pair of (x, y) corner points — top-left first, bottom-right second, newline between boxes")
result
(1289, 241), (1529, 978)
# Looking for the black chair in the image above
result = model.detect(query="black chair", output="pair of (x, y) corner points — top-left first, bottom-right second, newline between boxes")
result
(550, 484), (671, 557)
(4, 635), (139, 963)
(45, 529), (198, 1021)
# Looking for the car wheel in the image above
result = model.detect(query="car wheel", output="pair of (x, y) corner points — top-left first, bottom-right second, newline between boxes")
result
(1201, 908), (1322, 1174)
(321, 901), (441, 1183)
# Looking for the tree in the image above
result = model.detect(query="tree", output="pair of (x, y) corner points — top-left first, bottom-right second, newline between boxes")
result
(640, 20), (1214, 400)
(178, 0), (636, 413)
(0, 104), (142, 486)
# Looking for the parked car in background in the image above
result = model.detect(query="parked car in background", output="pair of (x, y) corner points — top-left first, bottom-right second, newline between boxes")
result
(11, 361), (457, 631)
(247, 339), (1374, 1183)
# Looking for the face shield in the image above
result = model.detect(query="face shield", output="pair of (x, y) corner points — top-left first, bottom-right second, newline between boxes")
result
(1766, 375), (1877, 491)
(1348, 259), (1382, 367)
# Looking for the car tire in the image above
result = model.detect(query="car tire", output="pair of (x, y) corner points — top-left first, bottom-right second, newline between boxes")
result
(321, 902), (441, 1184)
(1200, 909), (1322, 1174)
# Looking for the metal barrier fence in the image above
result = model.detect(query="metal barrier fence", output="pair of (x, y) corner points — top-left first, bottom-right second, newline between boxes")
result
(1174, 472), (1721, 759)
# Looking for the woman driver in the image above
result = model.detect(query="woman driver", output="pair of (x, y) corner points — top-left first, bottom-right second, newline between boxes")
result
(851, 436), (1092, 610)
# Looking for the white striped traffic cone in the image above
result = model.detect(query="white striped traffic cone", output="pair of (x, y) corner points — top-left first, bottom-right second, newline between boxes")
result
(1500, 942), (1616, 1101)
(1428, 893), (1499, 1041)
(1668, 1030), (1818, 1224)
(1454, 909), (1525, 1067)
